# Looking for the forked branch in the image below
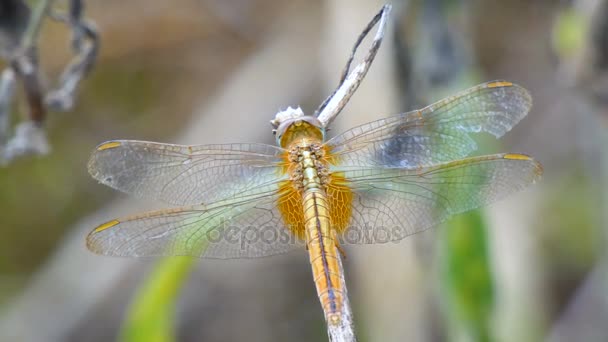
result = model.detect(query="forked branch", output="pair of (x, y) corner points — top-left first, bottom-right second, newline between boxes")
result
(315, 4), (391, 128)
(0, 0), (98, 164)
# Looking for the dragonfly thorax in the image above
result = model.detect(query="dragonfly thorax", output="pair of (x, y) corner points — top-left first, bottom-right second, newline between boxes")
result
(288, 144), (329, 191)
(273, 114), (325, 148)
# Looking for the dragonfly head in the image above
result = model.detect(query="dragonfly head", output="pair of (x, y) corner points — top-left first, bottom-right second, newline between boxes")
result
(271, 107), (325, 148)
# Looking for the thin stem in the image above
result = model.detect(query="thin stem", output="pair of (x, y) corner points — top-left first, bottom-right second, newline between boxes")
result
(12, 0), (56, 124)
(1, 0), (56, 162)
(21, 0), (55, 50)
(0, 68), (16, 145)
(315, 4), (391, 128)
(327, 251), (357, 342)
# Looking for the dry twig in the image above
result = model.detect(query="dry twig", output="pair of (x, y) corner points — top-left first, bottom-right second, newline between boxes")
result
(0, 0), (98, 164)
(315, 4), (391, 128)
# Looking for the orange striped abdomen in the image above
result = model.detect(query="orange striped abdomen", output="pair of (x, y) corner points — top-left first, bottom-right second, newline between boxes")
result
(276, 136), (352, 325)
(302, 188), (344, 325)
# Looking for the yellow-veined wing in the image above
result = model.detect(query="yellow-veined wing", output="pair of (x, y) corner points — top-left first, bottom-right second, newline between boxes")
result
(88, 140), (285, 206)
(328, 154), (542, 244)
(326, 81), (532, 168)
(87, 188), (305, 258)
(87, 140), (303, 258)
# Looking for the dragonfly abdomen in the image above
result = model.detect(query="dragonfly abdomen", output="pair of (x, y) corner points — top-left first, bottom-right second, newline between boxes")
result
(296, 146), (344, 325)
(277, 127), (348, 325)
(303, 187), (344, 325)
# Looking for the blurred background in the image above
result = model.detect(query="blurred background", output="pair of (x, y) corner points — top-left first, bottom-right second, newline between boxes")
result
(0, 0), (607, 341)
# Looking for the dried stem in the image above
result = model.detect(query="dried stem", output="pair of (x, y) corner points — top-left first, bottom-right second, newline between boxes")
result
(327, 252), (357, 342)
(13, 0), (55, 124)
(315, 4), (391, 127)
(0, 68), (16, 145)
(20, 0), (55, 49)
(0, 0), (53, 163)
(1, 0), (98, 164)
(46, 0), (99, 111)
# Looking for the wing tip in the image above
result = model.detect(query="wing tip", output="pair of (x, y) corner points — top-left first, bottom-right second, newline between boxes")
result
(503, 153), (544, 181)
(85, 238), (103, 255)
(531, 160), (544, 179)
(86, 219), (120, 255)
(88, 141), (122, 182)
(485, 79), (532, 105)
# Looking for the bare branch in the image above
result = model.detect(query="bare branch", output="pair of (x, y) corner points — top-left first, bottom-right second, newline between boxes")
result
(1, 121), (50, 164)
(0, 0), (52, 163)
(12, 49), (45, 123)
(315, 4), (391, 127)
(327, 252), (357, 342)
(46, 0), (99, 111)
(20, 0), (55, 49)
(0, 69), (16, 145)
(0, 0), (98, 164)
(11, 0), (55, 124)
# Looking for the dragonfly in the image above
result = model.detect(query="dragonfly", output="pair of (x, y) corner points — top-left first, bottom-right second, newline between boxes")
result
(86, 5), (542, 327)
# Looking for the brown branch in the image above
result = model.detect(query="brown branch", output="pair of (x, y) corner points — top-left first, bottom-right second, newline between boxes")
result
(12, 48), (45, 123)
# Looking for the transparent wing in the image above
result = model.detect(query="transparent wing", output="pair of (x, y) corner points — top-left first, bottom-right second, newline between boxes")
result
(326, 81), (532, 169)
(88, 140), (285, 206)
(87, 190), (304, 259)
(330, 154), (542, 244)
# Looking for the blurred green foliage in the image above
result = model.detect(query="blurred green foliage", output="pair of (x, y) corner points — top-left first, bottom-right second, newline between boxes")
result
(440, 211), (494, 342)
(120, 257), (197, 342)
(553, 9), (587, 58)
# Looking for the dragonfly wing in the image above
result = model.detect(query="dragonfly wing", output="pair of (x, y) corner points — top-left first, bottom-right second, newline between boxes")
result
(87, 190), (304, 258)
(326, 81), (532, 168)
(332, 154), (542, 244)
(88, 140), (285, 206)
